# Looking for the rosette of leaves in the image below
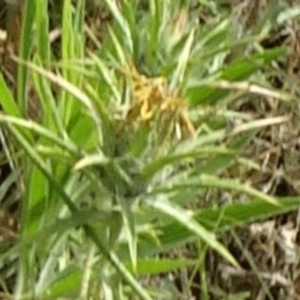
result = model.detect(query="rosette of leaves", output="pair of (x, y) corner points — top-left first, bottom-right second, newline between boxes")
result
(0, 1), (298, 299)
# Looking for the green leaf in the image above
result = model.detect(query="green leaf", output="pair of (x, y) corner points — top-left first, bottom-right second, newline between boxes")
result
(137, 197), (300, 257)
(126, 258), (197, 276)
(145, 198), (239, 268)
(187, 48), (286, 105)
(0, 73), (20, 116)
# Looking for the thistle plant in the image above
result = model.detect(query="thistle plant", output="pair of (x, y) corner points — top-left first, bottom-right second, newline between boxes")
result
(0, 1), (298, 299)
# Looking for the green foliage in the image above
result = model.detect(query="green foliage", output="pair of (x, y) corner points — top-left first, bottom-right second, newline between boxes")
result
(0, 0), (298, 299)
